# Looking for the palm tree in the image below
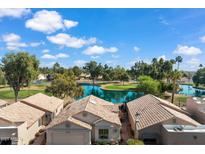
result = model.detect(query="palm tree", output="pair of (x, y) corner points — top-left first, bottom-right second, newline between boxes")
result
(199, 64), (203, 68)
(175, 56), (183, 70)
(169, 70), (182, 103)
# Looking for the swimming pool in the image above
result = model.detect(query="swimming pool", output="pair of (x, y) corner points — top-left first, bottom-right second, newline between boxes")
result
(79, 83), (143, 104)
(178, 84), (205, 97)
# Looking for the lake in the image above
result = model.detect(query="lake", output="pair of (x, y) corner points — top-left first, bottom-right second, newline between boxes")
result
(178, 84), (205, 97)
(79, 83), (143, 104)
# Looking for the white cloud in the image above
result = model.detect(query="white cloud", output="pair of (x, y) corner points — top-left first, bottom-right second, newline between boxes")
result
(1, 33), (43, 50)
(64, 20), (78, 29)
(47, 33), (96, 48)
(158, 55), (166, 60)
(83, 45), (118, 55)
(0, 8), (31, 18)
(2, 33), (21, 42)
(56, 53), (69, 58)
(1, 33), (27, 50)
(173, 45), (202, 56)
(111, 54), (120, 58)
(73, 60), (87, 67)
(41, 53), (69, 59)
(200, 35), (205, 43)
(187, 58), (200, 65)
(133, 46), (140, 52)
(42, 49), (50, 53)
(29, 41), (44, 47)
(91, 56), (100, 59)
(25, 10), (78, 34)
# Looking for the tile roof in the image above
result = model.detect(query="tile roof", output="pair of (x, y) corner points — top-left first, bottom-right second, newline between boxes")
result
(21, 93), (63, 112)
(127, 94), (200, 130)
(67, 116), (92, 130)
(0, 102), (45, 128)
(47, 95), (121, 129)
(0, 99), (8, 107)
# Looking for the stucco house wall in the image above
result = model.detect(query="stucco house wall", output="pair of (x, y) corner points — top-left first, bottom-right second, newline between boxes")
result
(94, 120), (121, 142)
(161, 127), (205, 145)
(47, 121), (91, 145)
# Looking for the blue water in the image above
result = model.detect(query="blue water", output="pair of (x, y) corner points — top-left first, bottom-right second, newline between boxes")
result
(79, 83), (143, 104)
(178, 84), (205, 97)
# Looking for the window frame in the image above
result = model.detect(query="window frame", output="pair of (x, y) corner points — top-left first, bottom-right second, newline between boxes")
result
(98, 129), (109, 139)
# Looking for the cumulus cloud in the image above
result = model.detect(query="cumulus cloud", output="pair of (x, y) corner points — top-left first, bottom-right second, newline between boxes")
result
(158, 55), (166, 60)
(200, 35), (205, 43)
(83, 45), (118, 55)
(47, 33), (96, 48)
(41, 53), (69, 59)
(0, 8), (31, 18)
(64, 20), (78, 29)
(1, 33), (43, 50)
(42, 49), (50, 53)
(173, 45), (202, 56)
(91, 56), (100, 59)
(187, 58), (200, 65)
(133, 46), (140, 52)
(1, 33), (27, 50)
(73, 60), (87, 67)
(25, 10), (78, 34)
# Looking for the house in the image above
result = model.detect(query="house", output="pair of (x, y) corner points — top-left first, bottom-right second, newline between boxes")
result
(46, 95), (121, 145)
(186, 97), (205, 124)
(127, 94), (200, 144)
(0, 102), (45, 145)
(161, 124), (205, 145)
(21, 93), (64, 125)
(38, 74), (47, 81)
(0, 99), (8, 108)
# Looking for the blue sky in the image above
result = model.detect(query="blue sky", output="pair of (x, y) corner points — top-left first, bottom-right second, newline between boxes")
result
(0, 8), (205, 71)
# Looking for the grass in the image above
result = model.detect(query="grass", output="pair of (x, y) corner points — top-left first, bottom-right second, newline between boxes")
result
(0, 89), (48, 100)
(0, 83), (49, 101)
(102, 83), (137, 91)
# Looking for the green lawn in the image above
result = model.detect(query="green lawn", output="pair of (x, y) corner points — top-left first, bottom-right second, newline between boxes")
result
(0, 89), (47, 100)
(174, 95), (189, 107)
(103, 84), (137, 91)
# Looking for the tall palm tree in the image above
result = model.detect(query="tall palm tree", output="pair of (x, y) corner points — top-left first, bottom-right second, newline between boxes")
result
(169, 70), (182, 104)
(175, 56), (183, 70)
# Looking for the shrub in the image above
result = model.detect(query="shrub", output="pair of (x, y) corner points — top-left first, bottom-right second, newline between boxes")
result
(126, 139), (144, 145)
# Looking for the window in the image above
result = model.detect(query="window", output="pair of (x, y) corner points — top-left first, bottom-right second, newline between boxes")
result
(99, 129), (109, 139)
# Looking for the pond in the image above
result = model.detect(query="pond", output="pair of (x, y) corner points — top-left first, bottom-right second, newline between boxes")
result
(79, 83), (143, 104)
(178, 84), (205, 97)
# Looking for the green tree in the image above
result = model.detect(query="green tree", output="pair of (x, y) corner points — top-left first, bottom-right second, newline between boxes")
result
(175, 56), (183, 70)
(46, 70), (83, 99)
(136, 75), (161, 95)
(168, 70), (182, 103)
(193, 68), (205, 87)
(0, 69), (6, 85)
(83, 61), (103, 85)
(1, 52), (39, 102)
(72, 66), (82, 78)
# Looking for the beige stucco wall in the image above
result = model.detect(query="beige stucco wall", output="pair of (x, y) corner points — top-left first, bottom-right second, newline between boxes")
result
(94, 120), (121, 142)
(46, 121), (91, 145)
(161, 127), (205, 145)
(186, 99), (205, 124)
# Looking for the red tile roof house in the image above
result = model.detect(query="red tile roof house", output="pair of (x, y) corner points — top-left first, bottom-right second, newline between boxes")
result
(186, 97), (205, 124)
(0, 99), (8, 109)
(46, 95), (121, 145)
(21, 93), (64, 125)
(0, 102), (45, 145)
(127, 94), (201, 145)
